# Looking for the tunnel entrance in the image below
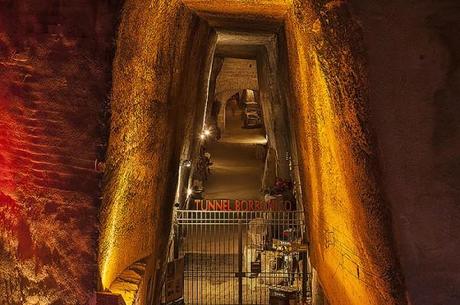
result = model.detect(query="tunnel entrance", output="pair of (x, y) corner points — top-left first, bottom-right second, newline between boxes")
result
(162, 28), (311, 303)
(204, 87), (266, 200)
(171, 97), (310, 304)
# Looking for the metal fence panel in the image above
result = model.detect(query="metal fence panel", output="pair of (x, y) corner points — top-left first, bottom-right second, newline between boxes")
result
(175, 210), (310, 305)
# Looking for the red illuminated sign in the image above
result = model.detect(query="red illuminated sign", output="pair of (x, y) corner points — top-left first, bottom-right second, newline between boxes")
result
(192, 199), (293, 211)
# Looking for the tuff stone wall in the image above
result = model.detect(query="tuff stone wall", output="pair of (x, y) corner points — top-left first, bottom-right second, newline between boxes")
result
(284, 1), (405, 304)
(352, 1), (460, 304)
(99, 1), (214, 304)
(283, 1), (460, 305)
(0, 1), (119, 304)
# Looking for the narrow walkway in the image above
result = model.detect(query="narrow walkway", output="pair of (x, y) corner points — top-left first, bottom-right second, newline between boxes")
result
(204, 111), (266, 200)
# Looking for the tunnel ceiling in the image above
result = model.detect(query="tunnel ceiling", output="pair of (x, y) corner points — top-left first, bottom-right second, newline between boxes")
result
(215, 58), (258, 103)
(183, 0), (288, 31)
(215, 30), (276, 58)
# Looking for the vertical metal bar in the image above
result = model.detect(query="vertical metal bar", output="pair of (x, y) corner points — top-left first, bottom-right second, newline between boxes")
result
(204, 211), (207, 305)
(217, 211), (220, 305)
(203, 210), (206, 305)
(188, 212), (191, 304)
(214, 212), (218, 304)
(230, 211), (234, 304)
(200, 210), (203, 305)
(226, 211), (229, 304)
(233, 211), (236, 304)
(231, 211), (234, 304)
(212, 212), (215, 305)
(196, 211), (203, 304)
(187, 211), (190, 304)
(191, 211), (193, 305)
(209, 211), (212, 305)
(237, 211), (239, 305)
(208, 212), (211, 305)
(302, 249), (308, 301)
(196, 211), (198, 305)
(190, 211), (193, 304)
(238, 214), (243, 305)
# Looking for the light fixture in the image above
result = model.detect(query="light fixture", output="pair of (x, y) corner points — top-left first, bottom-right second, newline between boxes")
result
(200, 127), (211, 140)
(181, 160), (192, 168)
(187, 188), (192, 196)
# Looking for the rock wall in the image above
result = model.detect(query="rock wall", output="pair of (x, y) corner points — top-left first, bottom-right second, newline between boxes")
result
(71, 0), (460, 303)
(0, 1), (119, 304)
(215, 57), (258, 100)
(215, 57), (258, 132)
(99, 1), (214, 304)
(284, 1), (460, 305)
(351, 1), (460, 304)
(284, 1), (405, 304)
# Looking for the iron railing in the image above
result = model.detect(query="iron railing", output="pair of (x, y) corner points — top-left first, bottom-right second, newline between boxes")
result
(174, 210), (310, 305)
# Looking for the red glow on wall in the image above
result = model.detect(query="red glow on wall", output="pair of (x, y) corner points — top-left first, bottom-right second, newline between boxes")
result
(0, 191), (33, 259)
(0, 191), (21, 229)
(0, 89), (22, 192)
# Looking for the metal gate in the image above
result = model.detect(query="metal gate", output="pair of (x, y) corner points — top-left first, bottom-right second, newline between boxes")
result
(175, 210), (310, 305)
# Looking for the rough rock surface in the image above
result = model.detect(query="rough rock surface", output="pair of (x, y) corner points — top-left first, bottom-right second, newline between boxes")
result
(352, 1), (460, 304)
(100, 1), (214, 303)
(0, 1), (118, 304)
(215, 58), (258, 102)
(284, 1), (460, 304)
(284, 1), (405, 304)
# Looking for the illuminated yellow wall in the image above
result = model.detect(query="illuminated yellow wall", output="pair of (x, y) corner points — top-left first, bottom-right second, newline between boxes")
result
(99, 1), (213, 303)
(284, 2), (405, 305)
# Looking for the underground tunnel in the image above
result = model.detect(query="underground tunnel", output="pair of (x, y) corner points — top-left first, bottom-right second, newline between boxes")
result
(1, 1), (460, 305)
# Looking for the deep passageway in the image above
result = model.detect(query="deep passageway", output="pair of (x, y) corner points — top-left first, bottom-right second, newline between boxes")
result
(204, 107), (265, 200)
(180, 100), (307, 304)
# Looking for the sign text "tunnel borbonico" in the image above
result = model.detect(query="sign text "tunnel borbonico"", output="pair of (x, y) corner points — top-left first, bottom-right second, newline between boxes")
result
(192, 199), (294, 211)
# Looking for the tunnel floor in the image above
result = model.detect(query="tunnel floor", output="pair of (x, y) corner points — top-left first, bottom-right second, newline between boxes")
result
(204, 111), (266, 200)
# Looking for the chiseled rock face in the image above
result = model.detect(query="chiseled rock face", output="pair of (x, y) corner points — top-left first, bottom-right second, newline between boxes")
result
(352, 1), (460, 304)
(0, 1), (118, 304)
(100, 1), (214, 303)
(285, 1), (460, 305)
(284, 2), (406, 304)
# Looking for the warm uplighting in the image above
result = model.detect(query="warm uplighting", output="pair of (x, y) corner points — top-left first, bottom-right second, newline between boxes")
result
(200, 128), (212, 141)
